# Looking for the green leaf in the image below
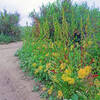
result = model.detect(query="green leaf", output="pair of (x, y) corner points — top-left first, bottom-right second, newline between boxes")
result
(71, 94), (78, 100)
(95, 95), (100, 100)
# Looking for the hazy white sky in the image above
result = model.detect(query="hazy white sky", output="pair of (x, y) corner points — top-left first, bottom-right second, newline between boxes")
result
(0, 0), (100, 26)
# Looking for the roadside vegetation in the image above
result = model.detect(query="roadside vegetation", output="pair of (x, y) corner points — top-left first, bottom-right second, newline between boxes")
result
(0, 10), (21, 43)
(17, 0), (100, 99)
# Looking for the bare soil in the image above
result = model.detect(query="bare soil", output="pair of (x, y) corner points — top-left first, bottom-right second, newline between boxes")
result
(0, 42), (40, 100)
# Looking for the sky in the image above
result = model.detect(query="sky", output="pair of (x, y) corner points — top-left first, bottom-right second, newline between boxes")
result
(0, 0), (100, 26)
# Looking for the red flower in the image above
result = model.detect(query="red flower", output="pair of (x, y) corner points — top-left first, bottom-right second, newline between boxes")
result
(50, 70), (57, 74)
(92, 74), (99, 78)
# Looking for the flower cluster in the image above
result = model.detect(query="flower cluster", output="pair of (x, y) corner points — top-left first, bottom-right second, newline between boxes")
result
(48, 86), (53, 95)
(57, 90), (63, 99)
(32, 63), (37, 67)
(78, 66), (92, 79)
(18, 34), (99, 99)
(34, 66), (43, 74)
(62, 69), (75, 84)
(62, 74), (75, 84)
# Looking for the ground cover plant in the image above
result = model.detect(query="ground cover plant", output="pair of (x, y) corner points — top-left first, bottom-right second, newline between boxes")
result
(0, 10), (21, 43)
(17, 0), (100, 99)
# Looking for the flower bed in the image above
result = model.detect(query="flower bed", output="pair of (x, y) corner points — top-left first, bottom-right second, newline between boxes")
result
(17, 38), (100, 99)
(17, 0), (100, 99)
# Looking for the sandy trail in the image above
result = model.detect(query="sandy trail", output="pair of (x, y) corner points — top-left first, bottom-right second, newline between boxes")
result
(0, 42), (40, 100)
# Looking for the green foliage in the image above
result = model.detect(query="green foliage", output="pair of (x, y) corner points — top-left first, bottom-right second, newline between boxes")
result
(29, 1), (100, 43)
(17, 0), (100, 99)
(0, 10), (21, 42)
(0, 34), (12, 43)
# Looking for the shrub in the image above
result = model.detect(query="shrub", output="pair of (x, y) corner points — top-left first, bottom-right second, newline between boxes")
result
(0, 10), (21, 42)
(0, 34), (12, 43)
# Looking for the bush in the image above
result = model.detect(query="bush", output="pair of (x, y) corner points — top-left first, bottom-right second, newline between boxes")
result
(0, 34), (12, 43)
(0, 10), (21, 42)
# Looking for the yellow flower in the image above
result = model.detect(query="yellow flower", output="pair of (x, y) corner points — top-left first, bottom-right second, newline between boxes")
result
(64, 69), (71, 76)
(60, 63), (66, 70)
(61, 74), (70, 81)
(38, 66), (43, 71)
(62, 74), (67, 81)
(78, 68), (86, 79)
(48, 89), (52, 95)
(57, 90), (63, 99)
(48, 86), (53, 95)
(67, 77), (75, 85)
(42, 87), (46, 91)
(61, 74), (75, 84)
(34, 69), (39, 74)
(78, 66), (91, 79)
(32, 63), (37, 67)
(84, 66), (91, 76)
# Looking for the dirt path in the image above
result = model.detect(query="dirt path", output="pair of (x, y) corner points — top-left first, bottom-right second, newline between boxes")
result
(0, 42), (40, 100)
